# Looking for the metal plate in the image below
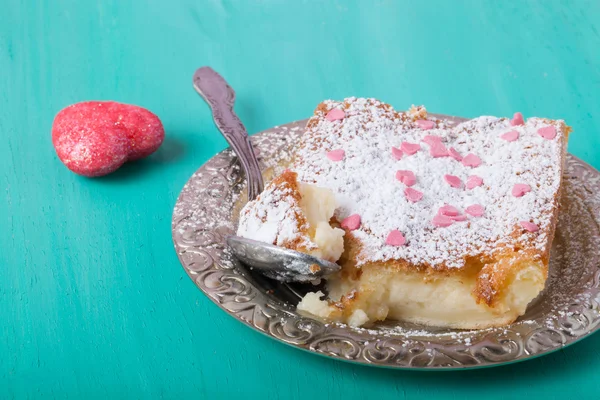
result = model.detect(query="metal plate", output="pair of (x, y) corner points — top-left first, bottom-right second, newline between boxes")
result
(172, 115), (600, 369)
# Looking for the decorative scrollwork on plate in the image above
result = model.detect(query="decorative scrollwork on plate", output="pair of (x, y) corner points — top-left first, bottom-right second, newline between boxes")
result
(172, 116), (600, 369)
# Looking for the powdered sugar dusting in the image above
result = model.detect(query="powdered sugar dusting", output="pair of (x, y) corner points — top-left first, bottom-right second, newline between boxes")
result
(237, 176), (314, 250)
(293, 98), (567, 269)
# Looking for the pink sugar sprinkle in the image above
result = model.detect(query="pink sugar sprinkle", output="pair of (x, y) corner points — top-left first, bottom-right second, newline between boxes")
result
(429, 142), (449, 158)
(432, 214), (453, 228)
(396, 170), (416, 186)
(512, 183), (531, 197)
(520, 221), (539, 232)
(404, 187), (423, 202)
(401, 141), (421, 155)
(465, 204), (485, 217)
(448, 147), (463, 161)
(385, 230), (406, 246)
(450, 214), (468, 222)
(415, 120), (435, 130)
(538, 126), (557, 140)
(466, 175), (483, 189)
(462, 153), (481, 167)
(510, 112), (524, 126)
(500, 130), (519, 142)
(422, 135), (442, 146)
(341, 214), (361, 231)
(444, 174), (463, 188)
(439, 205), (460, 216)
(391, 146), (403, 160)
(326, 149), (345, 161)
(326, 108), (345, 122)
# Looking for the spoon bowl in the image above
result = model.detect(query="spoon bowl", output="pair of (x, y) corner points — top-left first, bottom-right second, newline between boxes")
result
(226, 236), (341, 282)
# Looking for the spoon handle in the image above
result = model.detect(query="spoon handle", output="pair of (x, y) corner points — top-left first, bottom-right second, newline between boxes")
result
(193, 67), (264, 201)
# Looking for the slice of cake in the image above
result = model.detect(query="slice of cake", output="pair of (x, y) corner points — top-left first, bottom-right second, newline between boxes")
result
(239, 98), (570, 329)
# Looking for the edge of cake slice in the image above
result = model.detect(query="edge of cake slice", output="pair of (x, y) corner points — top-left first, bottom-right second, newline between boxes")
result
(237, 170), (345, 263)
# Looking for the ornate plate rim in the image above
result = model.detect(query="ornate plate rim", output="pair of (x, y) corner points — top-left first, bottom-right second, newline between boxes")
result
(172, 116), (600, 370)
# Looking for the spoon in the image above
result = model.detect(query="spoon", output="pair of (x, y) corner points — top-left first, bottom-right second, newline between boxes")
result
(192, 67), (341, 282)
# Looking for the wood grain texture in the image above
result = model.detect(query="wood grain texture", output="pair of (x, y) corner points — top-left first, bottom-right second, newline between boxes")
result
(1, 0), (600, 398)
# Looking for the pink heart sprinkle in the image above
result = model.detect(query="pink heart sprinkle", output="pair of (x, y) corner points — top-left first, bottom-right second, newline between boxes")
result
(401, 142), (421, 155)
(416, 120), (435, 130)
(429, 142), (449, 158)
(422, 135), (443, 146)
(501, 130), (519, 142)
(326, 108), (345, 122)
(341, 214), (361, 231)
(448, 147), (463, 161)
(391, 146), (403, 160)
(432, 214), (453, 227)
(404, 187), (423, 203)
(462, 153), (481, 168)
(326, 149), (345, 161)
(444, 174), (463, 188)
(439, 205), (460, 216)
(385, 230), (406, 246)
(465, 204), (485, 217)
(538, 126), (557, 140)
(450, 214), (468, 222)
(510, 112), (524, 126)
(512, 183), (531, 197)
(520, 221), (539, 232)
(396, 170), (416, 186)
(466, 175), (483, 190)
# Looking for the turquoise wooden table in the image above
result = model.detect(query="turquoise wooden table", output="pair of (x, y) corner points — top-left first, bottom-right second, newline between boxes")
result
(2, 1), (600, 398)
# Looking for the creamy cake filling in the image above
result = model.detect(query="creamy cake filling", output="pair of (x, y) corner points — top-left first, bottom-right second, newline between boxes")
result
(298, 256), (546, 328)
(298, 183), (345, 262)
